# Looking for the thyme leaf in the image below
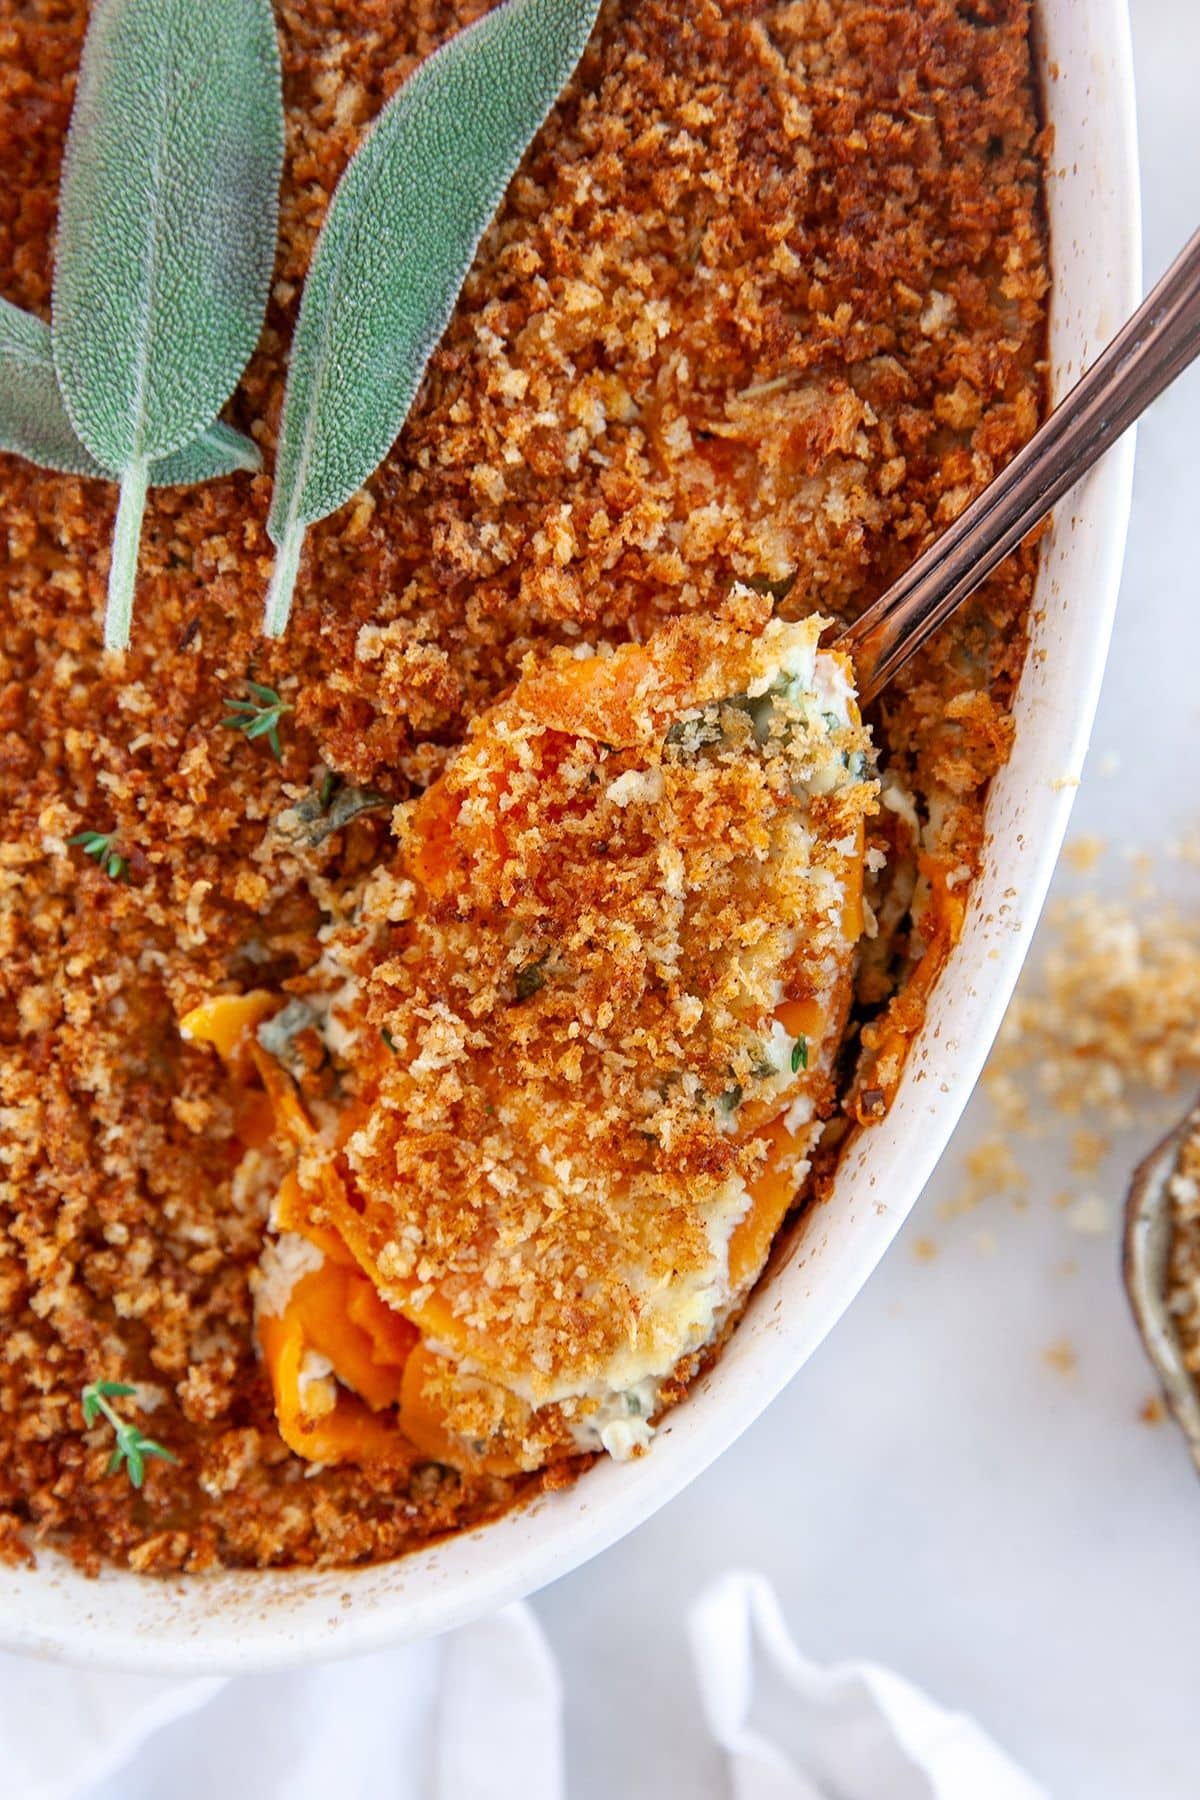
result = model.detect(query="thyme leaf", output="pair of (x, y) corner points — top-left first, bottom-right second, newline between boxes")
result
(791, 1035), (809, 1073)
(262, 0), (601, 635)
(52, 0), (284, 650)
(221, 679), (291, 761)
(69, 828), (129, 882)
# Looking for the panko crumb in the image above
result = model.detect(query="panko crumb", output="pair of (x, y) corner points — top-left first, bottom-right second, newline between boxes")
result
(1042, 1338), (1078, 1378)
(948, 875), (1200, 1364)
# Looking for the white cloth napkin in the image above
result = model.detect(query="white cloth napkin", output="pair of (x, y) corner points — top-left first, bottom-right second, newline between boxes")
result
(687, 1573), (1048, 1800)
(0, 1574), (1045, 1799)
(0, 1604), (561, 1800)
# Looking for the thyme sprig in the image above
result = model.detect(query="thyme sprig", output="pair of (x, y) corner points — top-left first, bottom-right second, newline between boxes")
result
(81, 1380), (177, 1489)
(69, 829), (129, 882)
(221, 679), (291, 761)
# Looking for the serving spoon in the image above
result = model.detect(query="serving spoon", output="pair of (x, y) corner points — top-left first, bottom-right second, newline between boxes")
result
(837, 229), (1200, 1460)
(838, 226), (1200, 701)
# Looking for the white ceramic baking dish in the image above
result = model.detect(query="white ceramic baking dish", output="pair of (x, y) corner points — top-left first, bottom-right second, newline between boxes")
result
(0, 0), (1140, 1671)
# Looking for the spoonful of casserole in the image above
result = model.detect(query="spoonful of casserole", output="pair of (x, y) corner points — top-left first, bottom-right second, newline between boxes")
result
(188, 592), (876, 1471)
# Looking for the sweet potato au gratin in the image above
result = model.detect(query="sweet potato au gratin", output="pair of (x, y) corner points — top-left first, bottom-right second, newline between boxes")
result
(183, 603), (875, 1473)
(1, 0), (1048, 1571)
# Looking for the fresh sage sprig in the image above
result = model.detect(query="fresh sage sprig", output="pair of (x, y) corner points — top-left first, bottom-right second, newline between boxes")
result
(52, 0), (284, 651)
(262, 0), (601, 636)
(0, 297), (261, 485)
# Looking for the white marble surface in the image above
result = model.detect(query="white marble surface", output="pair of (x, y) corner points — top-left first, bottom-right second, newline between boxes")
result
(534, 5), (1200, 1795)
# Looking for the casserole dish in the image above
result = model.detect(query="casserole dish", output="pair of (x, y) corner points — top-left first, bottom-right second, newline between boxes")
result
(0, 0), (1139, 1669)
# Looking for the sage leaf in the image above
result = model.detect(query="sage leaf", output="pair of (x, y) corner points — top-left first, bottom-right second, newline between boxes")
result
(263, 0), (601, 637)
(1, 297), (104, 478)
(153, 421), (262, 487)
(52, 0), (284, 650)
(0, 298), (261, 484)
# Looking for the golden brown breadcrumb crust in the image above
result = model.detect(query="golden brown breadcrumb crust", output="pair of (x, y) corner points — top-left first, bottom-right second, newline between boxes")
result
(0, 0), (1047, 1570)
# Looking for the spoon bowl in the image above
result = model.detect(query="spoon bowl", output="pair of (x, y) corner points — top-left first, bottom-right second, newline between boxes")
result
(1124, 1099), (1200, 1477)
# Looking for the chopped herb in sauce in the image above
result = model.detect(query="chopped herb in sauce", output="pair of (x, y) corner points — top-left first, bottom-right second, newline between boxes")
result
(743, 570), (797, 602)
(258, 996), (322, 1078)
(276, 776), (389, 847)
(514, 952), (552, 1001)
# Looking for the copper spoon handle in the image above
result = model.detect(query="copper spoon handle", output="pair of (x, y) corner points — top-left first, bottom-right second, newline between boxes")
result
(839, 227), (1200, 705)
